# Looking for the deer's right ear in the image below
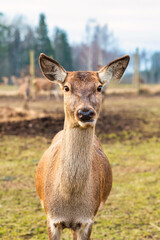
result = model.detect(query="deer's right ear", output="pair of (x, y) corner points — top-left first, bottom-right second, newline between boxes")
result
(39, 53), (67, 83)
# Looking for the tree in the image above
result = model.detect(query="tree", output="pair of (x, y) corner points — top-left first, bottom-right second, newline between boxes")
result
(19, 26), (36, 76)
(9, 28), (21, 76)
(53, 28), (73, 70)
(151, 52), (160, 83)
(139, 49), (150, 83)
(71, 43), (89, 71)
(0, 13), (11, 80)
(35, 13), (54, 67)
(84, 20), (122, 70)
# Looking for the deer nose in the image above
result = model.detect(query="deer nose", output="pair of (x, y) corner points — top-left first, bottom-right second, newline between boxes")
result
(77, 109), (95, 122)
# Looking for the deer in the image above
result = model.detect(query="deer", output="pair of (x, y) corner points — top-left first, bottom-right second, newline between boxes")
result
(10, 75), (24, 86)
(1, 76), (9, 85)
(18, 76), (31, 109)
(18, 76), (31, 101)
(35, 53), (130, 240)
(33, 77), (59, 100)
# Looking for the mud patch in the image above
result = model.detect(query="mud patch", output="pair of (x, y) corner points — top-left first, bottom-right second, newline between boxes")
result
(0, 116), (64, 139)
(0, 106), (159, 141)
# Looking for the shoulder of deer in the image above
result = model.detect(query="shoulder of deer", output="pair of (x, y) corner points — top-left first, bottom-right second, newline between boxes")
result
(51, 130), (64, 145)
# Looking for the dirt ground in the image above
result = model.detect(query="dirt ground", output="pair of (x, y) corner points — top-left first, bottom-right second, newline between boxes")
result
(0, 95), (159, 141)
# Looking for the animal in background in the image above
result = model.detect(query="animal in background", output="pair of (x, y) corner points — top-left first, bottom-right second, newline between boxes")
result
(1, 76), (9, 85)
(33, 78), (59, 100)
(11, 75), (24, 86)
(18, 76), (31, 101)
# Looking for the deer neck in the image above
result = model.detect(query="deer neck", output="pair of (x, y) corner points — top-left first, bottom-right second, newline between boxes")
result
(58, 119), (94, 195)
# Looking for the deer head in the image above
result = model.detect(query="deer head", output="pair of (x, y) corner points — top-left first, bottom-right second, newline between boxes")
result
(39, 54), (130, 128)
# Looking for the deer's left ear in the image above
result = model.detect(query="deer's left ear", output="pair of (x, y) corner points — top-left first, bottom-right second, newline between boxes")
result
(98, 55), (130, 85)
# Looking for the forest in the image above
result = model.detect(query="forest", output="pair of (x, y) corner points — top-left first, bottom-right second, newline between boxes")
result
(0, 12), (160, 83)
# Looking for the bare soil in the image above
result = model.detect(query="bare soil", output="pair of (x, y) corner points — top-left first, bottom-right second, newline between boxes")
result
(0, 95), (159, 141)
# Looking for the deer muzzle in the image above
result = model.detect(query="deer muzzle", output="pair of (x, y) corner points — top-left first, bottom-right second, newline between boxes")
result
(76, 108), (96, 128)
(77, 109), (95, 121)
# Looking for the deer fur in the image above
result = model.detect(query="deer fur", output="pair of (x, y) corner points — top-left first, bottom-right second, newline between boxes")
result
(11, 75), (24, 86)
(33, 77), (58, 100)
(35, 53), (130, 240)
(1, 76), (9, 85)
(18, 76), (31, 101)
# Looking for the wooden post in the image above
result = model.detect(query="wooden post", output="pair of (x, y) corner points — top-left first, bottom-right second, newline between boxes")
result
(134, 48), (140, 94)
(30, 50), (35, 87)
(29, 50), (35, 101)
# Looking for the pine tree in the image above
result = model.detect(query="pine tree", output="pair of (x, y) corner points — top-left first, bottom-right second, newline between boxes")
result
(35, 13), (54, 68)
(0, 13), (11, 79)
(53, 28), (73, 71)
(9, 28), (21, 76)
(22, 26), (36, 65)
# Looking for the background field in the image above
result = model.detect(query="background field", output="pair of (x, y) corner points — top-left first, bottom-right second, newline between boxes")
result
(0, 93), (160, 240)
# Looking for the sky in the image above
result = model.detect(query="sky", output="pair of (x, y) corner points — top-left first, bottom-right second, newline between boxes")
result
(1, 0), (160, 54)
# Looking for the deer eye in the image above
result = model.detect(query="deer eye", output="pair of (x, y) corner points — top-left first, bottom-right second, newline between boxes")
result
(97, 85), (102, 92)
(64, 86), (69, 92)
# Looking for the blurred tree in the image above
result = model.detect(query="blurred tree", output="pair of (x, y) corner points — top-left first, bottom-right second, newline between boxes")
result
(21, 26), (36, 75)
(71, 43), (88, 71)
(9, 28), (21, 76)
(35, 13), (54, 67)
(53, 28), (73, 70)
(0, 16), (9, 80)
(139, 49), (150, 83)
(151, 52), (160, 83)
(84, 20), (122, 70)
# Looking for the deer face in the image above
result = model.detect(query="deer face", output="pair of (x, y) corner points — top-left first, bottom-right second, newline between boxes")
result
(62, 71), (103, 128)
(39, 54), (130, 128)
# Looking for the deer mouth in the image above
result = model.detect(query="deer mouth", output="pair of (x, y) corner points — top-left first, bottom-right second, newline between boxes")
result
(78, 119), (96, 128)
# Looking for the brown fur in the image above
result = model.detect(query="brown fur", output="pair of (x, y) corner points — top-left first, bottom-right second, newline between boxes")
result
(33, 78), (58, 100)
(35, 54), (129, 240)
(18, 76), (30, 100)
(1, 76), (8, 85)
(11, 75), (24, 86)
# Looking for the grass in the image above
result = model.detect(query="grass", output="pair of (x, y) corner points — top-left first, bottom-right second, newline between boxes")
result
(0, 135), (160, 239)
(0, 85), (18, 92)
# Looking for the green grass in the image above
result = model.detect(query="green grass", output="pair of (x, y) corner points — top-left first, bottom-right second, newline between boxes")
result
(0, 85), (18, 92)
(0, 136), (160, 239)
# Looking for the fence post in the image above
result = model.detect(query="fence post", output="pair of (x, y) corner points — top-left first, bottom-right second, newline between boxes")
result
(30, 50), (35, 87)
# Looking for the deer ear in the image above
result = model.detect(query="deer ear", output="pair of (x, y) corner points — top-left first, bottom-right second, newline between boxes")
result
(39, 53), (67, 82)
(98, 55), (130, 85)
